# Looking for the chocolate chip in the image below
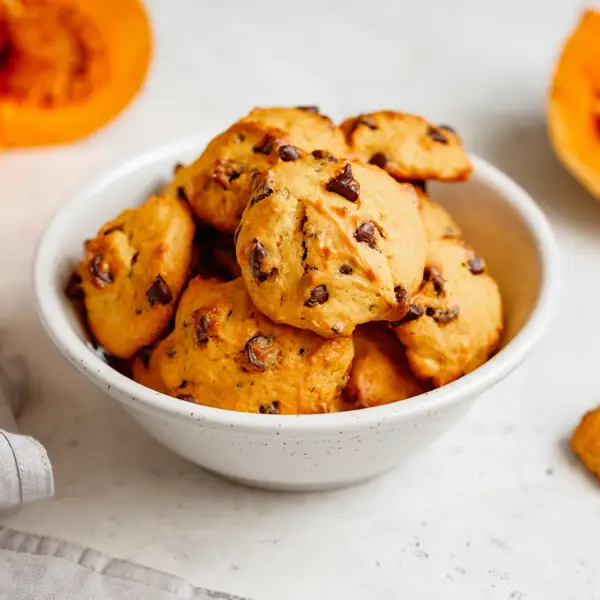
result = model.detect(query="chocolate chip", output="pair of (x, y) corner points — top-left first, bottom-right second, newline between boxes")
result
(249, 239), (277, 283)
(394, 286), (408, 305)
(252, 134), (275, 155)
(424, 266), (445, 295)
(369, 153), (388, 169)
(193, 311), (210, 344)
(312, 149), (338, 162)
(301, 240), (308, 262)
(177, 394), (195, 402)
(65, 272), (84, 301)
(174, 162), (184, 174)
(212, 160), (243, 189)
(296, 106), (319, 114)
(304, 285), (329, 307)
(166, 347), (177, 358)
(146, 275), (172, 306)
(177, 186), (188, 201)
(468, 256), (486, 275)
(278, 145), (300, 162)
(236, 132), (246, 142)
(427, 126), (448, 144)
(259, 401), (280, 414)
(131, 252), (139, 267)
(89, 255), (113, 285)
(331, 325), (341, 334)
(299, 348), (305, 356)
(138, 347), (151, 368)
(354, 221), (377, 249)
(326, 164), (360, 202)
(250, 183), (273, 206)
(438, 124), (456, 134)
(180, 379), (188, 388)
(389, 304), (424, 327)
(245, 335), (279, 371)
(339, 265), (353, 275)
(427, 306), (460, 325)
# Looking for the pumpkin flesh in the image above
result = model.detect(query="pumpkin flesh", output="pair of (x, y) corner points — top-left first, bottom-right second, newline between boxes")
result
(0, 0), (151, 148)
(549, 9), (600, 199)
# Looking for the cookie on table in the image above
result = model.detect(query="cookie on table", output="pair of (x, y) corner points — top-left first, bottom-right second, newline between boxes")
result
(390, 239), (502, 388)
(340, 111), (472, 182)
(148, 277), (354, 415)
(235, 152), (427, 338)
(419, 195), (463, 243)
(242, 106), (348, 157)
(78, 194), (195, 358)
(164, 121), (289, 232)
(572, 407), (600, 479)
(345, 323), (428, 409)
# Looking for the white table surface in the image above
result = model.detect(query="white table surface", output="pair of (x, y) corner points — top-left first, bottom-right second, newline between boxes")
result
(1, 1), (599, 598)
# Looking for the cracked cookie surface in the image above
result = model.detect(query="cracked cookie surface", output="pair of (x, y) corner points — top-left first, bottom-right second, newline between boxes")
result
(235, 153), (427, 337)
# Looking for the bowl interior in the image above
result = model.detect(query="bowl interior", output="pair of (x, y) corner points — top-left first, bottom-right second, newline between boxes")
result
(35, 137), (553, 425)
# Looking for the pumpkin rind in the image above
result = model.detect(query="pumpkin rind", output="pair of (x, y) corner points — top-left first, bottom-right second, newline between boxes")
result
(549, 9), (600, 199)
(0, 0), (152, 148)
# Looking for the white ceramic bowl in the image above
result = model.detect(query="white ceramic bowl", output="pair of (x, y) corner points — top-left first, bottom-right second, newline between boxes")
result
(34, 136), (560, 491)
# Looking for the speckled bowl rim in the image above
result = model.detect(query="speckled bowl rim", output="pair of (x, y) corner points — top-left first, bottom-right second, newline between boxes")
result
(33, 136), (560, 435)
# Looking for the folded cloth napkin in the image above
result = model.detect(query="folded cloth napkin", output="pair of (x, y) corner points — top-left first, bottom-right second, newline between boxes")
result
(0, 354), (249, 600)
(0, 527), (247, 600)
(0, 354), (54, 509)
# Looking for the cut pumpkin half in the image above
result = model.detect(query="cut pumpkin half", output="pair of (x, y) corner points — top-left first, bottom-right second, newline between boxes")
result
(0, 0), (152, 148)
(549, 9), (600, 199)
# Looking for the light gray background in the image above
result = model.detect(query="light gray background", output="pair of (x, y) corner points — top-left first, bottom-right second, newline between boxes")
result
(1, 1), (598, 598)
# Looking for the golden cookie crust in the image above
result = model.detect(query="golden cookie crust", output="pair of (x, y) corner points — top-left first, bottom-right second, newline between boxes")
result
(79, 195), (195, 358)
(572, 407), (600, 479)
(132, 346), (168, 395)
(345, 323), (427, 408)
(419, 195), (463, 243)
(235, 153), (427, 338)
(391, 239), (503, 387)
(340, 111), (472, 182)
(242, 106), (348, 157)
(147, 277), (354, 415)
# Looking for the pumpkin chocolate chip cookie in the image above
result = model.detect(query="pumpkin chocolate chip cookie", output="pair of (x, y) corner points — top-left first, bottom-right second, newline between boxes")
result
(242, 106), (348, 157)
(164, 121), (288, 233)
(78, 194), (195, 358)
(340, 111), (472, 182)
(146, 277), (354, 414)
(390, 239), (502, 387)
(235, 153), (427, 338)
(345, 323), (428, 408)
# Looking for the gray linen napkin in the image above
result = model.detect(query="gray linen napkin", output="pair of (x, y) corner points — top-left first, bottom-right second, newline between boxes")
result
(0, 355), (54, 509)
(0, 355), (249, 600)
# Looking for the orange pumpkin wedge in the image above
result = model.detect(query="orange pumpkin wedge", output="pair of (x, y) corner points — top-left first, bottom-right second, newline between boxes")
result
(0, 0), (152, 148)
(549, 9), (600, 199)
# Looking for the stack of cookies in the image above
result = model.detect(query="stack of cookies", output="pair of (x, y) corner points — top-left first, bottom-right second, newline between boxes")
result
(68, 107), (503, 415)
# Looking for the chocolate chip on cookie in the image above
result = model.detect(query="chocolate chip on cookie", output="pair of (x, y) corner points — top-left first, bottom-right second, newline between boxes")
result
(147, 276), (173, 306)
(326, 164), (360, 202)
(305, 285), (329, 307)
